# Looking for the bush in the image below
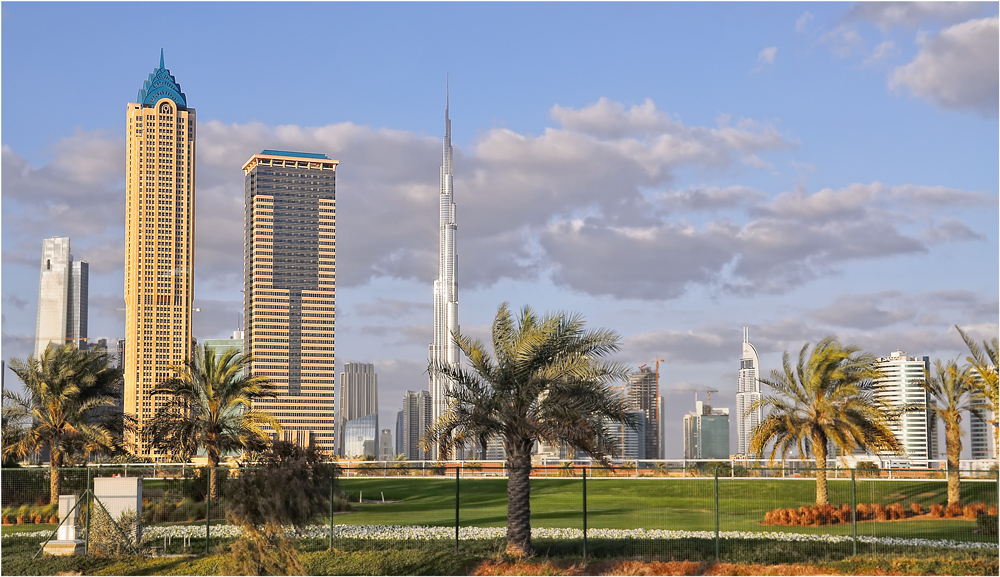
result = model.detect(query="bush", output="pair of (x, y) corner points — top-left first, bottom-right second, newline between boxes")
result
(910, 502), (924, 515)
(963, 503), (986, 520)
(976, 511), (998, 536)
(88, 507), (144, 557)
(944, 502), (964, 518)
(929, 503), (944, 518)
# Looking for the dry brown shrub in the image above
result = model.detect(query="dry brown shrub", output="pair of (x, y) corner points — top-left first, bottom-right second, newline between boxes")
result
(764, 510), (775, 524)
(873, 504), (888, 521)
(788, 509), (800, 525)
(705, 563), (840, 576)
(963, 503), (986, 519)
(989, 505), (998, 516)
(887, 503), (905, 520)
(909, 502), (923, 515)
(48, 515), (60, 524)
(778, 509), (791, 524)
(473, 560), (584, 576)
(604, 561), (705, 575)
(944, 502), (964, 518)
(856, 503), (871, 520)
(929, 503), (943, 518)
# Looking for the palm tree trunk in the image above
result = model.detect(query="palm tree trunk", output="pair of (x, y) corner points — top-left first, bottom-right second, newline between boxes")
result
(814, 438), (828, 506)
(208, 455), (220, 500)
(49, 452), (63, 505)
(505, 439), (533, 557)
(945, 421), (962, 506)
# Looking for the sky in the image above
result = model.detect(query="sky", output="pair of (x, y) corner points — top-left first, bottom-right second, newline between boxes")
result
(2, 2), (998, 460)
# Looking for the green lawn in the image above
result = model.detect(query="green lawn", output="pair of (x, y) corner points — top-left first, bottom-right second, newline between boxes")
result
(334, 477), (997, 542)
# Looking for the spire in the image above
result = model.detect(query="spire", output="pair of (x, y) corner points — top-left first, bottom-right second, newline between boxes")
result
(137, 50), (187, 108)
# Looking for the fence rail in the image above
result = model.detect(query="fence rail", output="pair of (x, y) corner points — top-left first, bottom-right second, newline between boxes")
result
(2, 464), (997, 562)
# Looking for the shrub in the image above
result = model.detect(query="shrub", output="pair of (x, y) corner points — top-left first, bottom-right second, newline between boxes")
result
(873, 504), (888, 521)
(929, 503), (944, 518)
(89, 507), (144, 557)
(976, 511), (998, 536)
(964, 503), (986, 520)
(910, 502), (924, 515)
(888, 503), (906, 520)
(944, 502), (964, 518)
(989, 505), (998, 516)
(856, 503), (871, 520)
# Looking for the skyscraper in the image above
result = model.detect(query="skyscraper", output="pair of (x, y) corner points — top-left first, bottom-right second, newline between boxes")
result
(428, 94), (460, 437)
(683, 400), (730, 459)
(735, 327), (762, 456)
(243, 150), (338, 451)
(874, 350), (936, 467)
(627, 366), (659, 459)
(35, 237), (88, 357)
(402, 390), (432, 461)
(337, 362), (378, 456)
(124, 51), (195, 456)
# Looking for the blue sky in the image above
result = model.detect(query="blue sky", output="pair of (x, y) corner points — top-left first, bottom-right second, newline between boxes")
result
(2, 2), (998, 459)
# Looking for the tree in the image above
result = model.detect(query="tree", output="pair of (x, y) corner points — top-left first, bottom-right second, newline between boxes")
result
(223, 441), (336, 575)
(956, 325), (999, 460)
(748, 338), (902, 505)
(913, 359), (980, 505)
(3, 345), (123, 502)
(144, 346), (280, 498)
(426, 303), (633, 557)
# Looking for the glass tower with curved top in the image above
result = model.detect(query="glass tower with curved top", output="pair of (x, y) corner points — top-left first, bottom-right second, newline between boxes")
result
(736, 327), (762, 457)
(429, 94), (460, 442)
(124, 51), (196, 457)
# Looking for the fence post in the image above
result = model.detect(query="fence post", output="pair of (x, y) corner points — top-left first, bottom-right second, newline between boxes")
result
(714, 467), (720, 562)
(455, 466), (460, 554)
(205, 468), (211, 555)
(850, 468), (857, 556)
(329, 471), (334, 550)
(85, 466), (92, 555)
(582, 468), (588, 560)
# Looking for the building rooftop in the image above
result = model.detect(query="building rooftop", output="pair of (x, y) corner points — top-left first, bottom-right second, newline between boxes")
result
(137, 49), (187, 108)
(260, 150), (330, 159)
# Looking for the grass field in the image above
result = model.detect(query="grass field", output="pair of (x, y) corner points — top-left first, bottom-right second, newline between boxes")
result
(334, 476), (997, 542)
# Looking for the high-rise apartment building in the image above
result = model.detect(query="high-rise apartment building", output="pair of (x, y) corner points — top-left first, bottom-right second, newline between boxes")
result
(243, 150), (338, 451)
(429, 96), (460, 440)
(874, 350), (936, 467)
(606, 411), (646, 460)
(683, 400), (730, 459)
(379, 429), (394, 461)
(337, 363), (378, 455)
(402, 390), (432, 461)
(35, 237), (88, 357)
(627, 366), (659, 459)
(736, 327), (762, 456)
(395, 410), (404, 457)
(123, 52), (196, 456)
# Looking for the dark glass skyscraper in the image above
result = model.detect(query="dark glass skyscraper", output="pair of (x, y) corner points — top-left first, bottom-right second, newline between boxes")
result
(243, 150), (338, 451)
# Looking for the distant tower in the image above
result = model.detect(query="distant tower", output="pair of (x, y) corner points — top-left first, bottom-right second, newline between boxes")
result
(402, 390), (432, 461)
(683, 400), (730, 459)
(35, 237), (88, 356)
(124, 51), (195, 456)
(874, 351), (935, 467)
(243, 150), (339, 451)
(337, 363), (378, 456)
(736, 327), (762, 456)
(627, 366), (659, 459)
(428, 88), (460, 444)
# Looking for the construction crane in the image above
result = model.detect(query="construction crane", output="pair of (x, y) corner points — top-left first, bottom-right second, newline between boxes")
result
(663, 384), (720, 405)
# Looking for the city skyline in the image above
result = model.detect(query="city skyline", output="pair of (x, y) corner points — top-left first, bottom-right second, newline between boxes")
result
(2, 3), (997, 459)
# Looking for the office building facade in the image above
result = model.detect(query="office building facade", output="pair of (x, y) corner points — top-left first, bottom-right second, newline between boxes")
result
(627, 366), (659, 458)
(683, 400), (730, 459)
(35, 237), (89, 357)
(402, 390), (432, 461)
(123, 52), (196, 456)
(606, 411), (645, 460)
(874, 351), (936, 467)
(379, 429), (394, 461)
(337, 362), (378, 456)
(343, 414), (378, 458)
(243, 150), (338, 451)
(736, 327), (762, 456)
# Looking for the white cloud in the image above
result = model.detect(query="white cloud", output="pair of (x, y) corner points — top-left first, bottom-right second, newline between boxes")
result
(795, 12), (814, 34)
(889, 17), (999, 116)
(848, 2), (986, 30)
(753, 46), (778, 73)
(862, 40), (900, 67)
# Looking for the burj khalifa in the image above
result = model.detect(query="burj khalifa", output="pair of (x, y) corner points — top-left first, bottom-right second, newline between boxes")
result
(429, 92), (459, 433)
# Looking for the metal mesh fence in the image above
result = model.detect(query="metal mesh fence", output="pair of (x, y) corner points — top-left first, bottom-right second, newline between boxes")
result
(2, 464), (997, 562)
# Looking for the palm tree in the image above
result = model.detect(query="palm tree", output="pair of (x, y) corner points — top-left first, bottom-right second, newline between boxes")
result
(426, 303), (634, 557)
(748, 338), (902, 505)
(913, 359), (979, 505)
(956, 325), (998, 460)
(144, 346), (281, 498)
(3, 345), (123, 503)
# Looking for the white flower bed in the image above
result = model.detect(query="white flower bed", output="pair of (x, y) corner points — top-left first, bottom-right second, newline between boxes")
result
(4, 524), (995, 550)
